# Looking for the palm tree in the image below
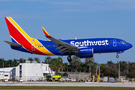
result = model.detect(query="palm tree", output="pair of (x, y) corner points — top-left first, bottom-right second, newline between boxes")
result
(34, 57), (40, 63)
(71, 56), (81, 72)
(12, 59), (19, 66)
(60, 63), (64, 74)
(48, 57), (64, 73)
(49, 59), (57, 71)
(85, 58), (94, 75)
(63, 63), (68, 72)
(28, 57), (33, 63)
(19, 58), (26, 63)
(0, 58), (4, 68)
(44, 56), (52, 64)
(81, 66), (86, 72)
(57, 57), (63, 73)
(7, 59), (12, 67)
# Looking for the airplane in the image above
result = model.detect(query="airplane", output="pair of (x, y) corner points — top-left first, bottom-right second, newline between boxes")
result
(4, 17), (133, 62)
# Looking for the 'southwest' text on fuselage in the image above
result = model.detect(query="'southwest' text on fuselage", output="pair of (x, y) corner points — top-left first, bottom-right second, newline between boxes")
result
(70, 40), (109, 47)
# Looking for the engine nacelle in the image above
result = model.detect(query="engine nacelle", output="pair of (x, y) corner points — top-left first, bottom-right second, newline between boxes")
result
(79, 55), (93, 58)
(78, 47), (93, 58)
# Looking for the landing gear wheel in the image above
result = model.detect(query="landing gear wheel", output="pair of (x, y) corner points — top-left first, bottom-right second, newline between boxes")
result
(67, 56), (72, 63)
(116, 54), (119, 58)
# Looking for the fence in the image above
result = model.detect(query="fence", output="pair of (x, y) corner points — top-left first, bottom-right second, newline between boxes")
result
(65, 72), (91, 80)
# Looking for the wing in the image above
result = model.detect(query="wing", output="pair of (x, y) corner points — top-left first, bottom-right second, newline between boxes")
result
(42, 27), (78, 54)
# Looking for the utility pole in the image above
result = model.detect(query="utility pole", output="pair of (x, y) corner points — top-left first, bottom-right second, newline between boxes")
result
(99, 66), (100, 77)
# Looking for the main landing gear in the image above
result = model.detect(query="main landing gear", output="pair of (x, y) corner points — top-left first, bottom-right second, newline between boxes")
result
(67, 55), (72, 63)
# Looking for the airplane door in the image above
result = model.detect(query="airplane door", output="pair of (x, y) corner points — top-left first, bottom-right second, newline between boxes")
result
(113, 39), (117, 47)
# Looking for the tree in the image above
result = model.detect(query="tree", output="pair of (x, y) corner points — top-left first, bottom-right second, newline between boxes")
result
(63, 63), (68, 72)
(28, 57), (33, 63)
(71, 56), (81, 72)
(7, 59), (12, 67)
(57, 57), (63, 73)
(107, 61), (116, 69)
(19, 58), (26, 63)
(82, 66), (87, 72)
(44, 56), (52, 64)
(127, 62), (135, 78)
(49, 57), (63, 73)
(13, 59), (19, 66)
(120, 61), (128, 75)
(127, 70), (135, 78)
(49, 59), (57, 71)
(100, 64), (118, 78)
(78, 62), (83, 72)
(85, 58), (94, 73)
(34, 57), (40, 63)
(0, 58), (5, 68)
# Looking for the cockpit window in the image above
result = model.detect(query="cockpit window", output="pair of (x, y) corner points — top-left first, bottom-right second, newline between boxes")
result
(120, 41), (126, 44)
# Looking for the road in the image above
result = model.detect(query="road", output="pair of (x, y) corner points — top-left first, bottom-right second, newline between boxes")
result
(0, 82), (135, 87)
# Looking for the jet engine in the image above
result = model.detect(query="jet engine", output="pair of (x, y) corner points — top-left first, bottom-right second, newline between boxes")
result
(78, 47), (94, 58)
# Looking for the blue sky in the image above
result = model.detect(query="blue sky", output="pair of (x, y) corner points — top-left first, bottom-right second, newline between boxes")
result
(0, 0), (135, 64)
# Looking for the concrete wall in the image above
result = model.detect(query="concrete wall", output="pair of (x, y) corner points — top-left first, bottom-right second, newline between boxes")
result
(67, 72), (90, 80)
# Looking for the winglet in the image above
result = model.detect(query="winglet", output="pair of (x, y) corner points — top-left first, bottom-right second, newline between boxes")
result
(42, 27), (52, 38)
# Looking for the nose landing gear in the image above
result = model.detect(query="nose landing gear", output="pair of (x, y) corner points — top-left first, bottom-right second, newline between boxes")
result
(116, 54), (119, 58)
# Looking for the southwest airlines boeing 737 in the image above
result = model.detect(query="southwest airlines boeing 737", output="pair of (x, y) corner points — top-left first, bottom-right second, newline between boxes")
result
(4, 17), (132, 62)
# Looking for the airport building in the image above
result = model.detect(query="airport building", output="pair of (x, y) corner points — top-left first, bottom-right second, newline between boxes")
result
(0, 61), (55, 81)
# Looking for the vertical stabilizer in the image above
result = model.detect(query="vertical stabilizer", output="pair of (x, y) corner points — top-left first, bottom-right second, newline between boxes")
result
(5, 17), (31, 44)
(5, 17), (54, 55)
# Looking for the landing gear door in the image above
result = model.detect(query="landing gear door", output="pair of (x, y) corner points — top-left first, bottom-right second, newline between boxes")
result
(113, 39), (117, 47)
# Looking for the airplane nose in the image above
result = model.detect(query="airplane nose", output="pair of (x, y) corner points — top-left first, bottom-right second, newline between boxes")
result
(127, 43), (133, 49)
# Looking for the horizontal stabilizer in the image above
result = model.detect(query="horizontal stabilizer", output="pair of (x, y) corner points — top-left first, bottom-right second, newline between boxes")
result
(4, 41), (22, 47)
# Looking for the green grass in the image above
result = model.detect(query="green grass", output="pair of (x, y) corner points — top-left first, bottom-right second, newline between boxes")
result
(0, 86), (135, 90)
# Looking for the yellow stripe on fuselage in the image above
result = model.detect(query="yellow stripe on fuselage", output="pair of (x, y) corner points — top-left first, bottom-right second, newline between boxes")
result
(7, 17), (55, 55)
(31, 38), (55, 55)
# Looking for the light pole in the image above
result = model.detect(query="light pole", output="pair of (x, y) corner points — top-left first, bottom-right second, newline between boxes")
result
(99, 65), (100, 77)
(96, 65), (98, 76)
(96, 65), (100, 77)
